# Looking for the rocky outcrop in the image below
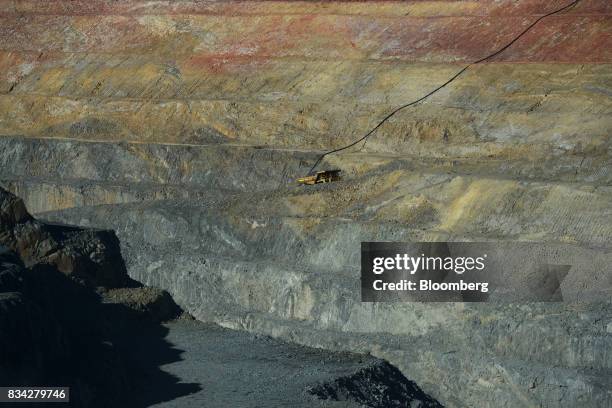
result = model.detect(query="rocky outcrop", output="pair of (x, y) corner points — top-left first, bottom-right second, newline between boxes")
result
(308, 360), (443, 408)
(101, 286), (182, 323)
(0, 187), (129, 287)
(0, 188), (185, 407)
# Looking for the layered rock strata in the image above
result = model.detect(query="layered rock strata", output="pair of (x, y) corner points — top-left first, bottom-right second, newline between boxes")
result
(0, 1), (610, 407)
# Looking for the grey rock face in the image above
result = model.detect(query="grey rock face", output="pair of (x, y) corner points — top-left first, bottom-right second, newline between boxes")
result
(0, 77), (610, 408)
(1, 127), (611, 407)
(7, 133), (607, 408)
(42, 196), (612, 408)
(3, 187), (431, 408)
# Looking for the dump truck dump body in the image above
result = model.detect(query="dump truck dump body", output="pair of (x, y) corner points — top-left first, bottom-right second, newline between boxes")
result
(297, 170), (341, 185)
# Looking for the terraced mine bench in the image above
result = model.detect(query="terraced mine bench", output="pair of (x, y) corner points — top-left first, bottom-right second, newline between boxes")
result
(0, 0), (610, 407)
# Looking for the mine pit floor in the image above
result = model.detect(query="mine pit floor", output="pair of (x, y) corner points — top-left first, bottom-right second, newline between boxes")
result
(126, 320), (438, 408)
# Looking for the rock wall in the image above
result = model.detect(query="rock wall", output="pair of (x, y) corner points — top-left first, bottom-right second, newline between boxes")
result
(0, 1), (611, 407)
(42, 194), (612, 408)
(0, 1), (609, 157)
(0, 187), (187, 406)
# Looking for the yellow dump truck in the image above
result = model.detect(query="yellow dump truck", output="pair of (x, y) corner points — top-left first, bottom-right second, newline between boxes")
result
(297, 170), (341, 185)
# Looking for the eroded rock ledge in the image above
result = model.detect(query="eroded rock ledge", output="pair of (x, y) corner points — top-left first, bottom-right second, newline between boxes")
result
(1, 187), (441, 408)
(0, 188), (183, 406)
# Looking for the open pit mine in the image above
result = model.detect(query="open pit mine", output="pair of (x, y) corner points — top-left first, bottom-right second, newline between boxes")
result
(0, 0), (611, 407)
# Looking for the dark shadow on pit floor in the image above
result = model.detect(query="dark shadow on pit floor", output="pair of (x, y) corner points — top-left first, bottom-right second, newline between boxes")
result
(104, 312), (202, 407)
(0, 238), (201, 408)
